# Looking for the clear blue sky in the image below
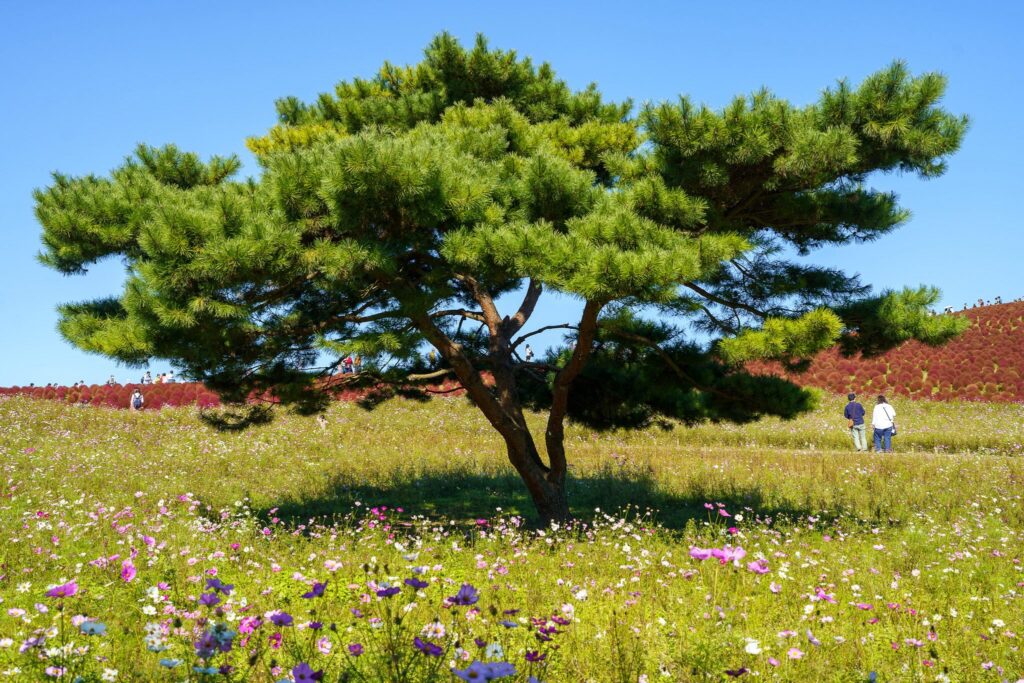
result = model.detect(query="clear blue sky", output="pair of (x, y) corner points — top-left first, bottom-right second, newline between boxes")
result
(1, 0), (1021, 386)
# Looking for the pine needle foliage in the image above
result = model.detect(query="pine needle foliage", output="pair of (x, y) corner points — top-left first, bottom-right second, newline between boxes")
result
(35, 33), (968, 520)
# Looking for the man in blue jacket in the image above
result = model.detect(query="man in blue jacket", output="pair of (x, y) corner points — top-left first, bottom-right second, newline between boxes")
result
(843, 393), (867, 452)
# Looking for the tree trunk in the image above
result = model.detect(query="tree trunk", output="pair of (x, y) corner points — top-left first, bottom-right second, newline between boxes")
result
(504, 436), (571, 524)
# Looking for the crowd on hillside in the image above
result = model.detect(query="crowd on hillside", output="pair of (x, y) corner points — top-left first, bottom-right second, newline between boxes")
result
(938, 295), (1022, 314)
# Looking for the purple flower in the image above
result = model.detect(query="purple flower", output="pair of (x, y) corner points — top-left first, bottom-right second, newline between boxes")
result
(450, 583), (479, 606)
(376, 586), (401, 598)
(198, 592), (220, 607)
(689, 547), (712, 561)
(807, 630), (821, 646)
(45, 581), (78, 599)
(348, 643), (364, 656)
(292, 662), (324, 682)
(350, 607), (364, 618)
(194, 632), (218, 659)
(452, 661), (516, 681)
(404, 577), (429, 590)
(499, 620), (518, 628)
(269, 611), (293, 627)
(746, 559), (770, 574)
(206, 578), (234, 595)
(413, 636), (443, 657)
(525, 650), (546, 662)
(725, 667), (748, 677)
(303, 581), (328, 599)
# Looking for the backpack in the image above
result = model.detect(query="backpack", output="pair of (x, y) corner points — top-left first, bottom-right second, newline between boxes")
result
(132, 395), (143, 409)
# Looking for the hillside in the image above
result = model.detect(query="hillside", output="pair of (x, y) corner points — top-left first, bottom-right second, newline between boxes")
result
(748, 300), (1024, 401)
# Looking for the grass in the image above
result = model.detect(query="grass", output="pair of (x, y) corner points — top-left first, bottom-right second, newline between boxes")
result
(0, 394), (1022, 681)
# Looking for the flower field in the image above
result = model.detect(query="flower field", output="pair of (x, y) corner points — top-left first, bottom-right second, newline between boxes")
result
(1, 395), (1023, 681)
(748, 301), (1024, 402)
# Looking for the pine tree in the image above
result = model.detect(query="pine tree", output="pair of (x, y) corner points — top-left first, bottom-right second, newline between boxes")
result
(36, 34), (969, 521)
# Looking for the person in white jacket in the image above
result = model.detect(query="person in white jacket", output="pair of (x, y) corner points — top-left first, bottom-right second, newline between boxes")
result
(871, 395), (896, 453)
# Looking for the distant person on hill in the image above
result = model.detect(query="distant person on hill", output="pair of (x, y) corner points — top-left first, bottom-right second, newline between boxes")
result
(995, 296), (1002, 305)
(107, 374), (116, 386)
(143, 371), (152, 384)
(524, 344), (535, 362)
(353, 356), (362, 374)
(166, 370), (175, 383)
(342, 356), (354, 374)
(129, 389), (144, 412)
(844, 393), (867, 452)
(871, 395), (897, 453)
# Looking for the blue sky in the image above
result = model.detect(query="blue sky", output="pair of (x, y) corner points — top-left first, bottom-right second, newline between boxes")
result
(1, 0), (1020, 386)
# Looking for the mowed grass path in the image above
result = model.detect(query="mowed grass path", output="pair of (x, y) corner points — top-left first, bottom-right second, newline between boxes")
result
(0, 395), (1022, 681)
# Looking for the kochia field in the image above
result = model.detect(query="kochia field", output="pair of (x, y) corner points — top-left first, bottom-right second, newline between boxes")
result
(748, 301), (1024, 402)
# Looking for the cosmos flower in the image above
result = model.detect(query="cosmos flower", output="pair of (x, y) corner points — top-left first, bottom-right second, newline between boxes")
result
(413, 636), (443, 657)
(292, 663), (324, 683)
(45, 581), (78, 598)
(450, 583), (479, 606)
(303, 581), (328, 599)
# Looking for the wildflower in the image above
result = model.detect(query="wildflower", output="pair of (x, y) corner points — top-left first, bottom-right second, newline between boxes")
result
(316, 636), (332, 654)
(376, 586), (401, 598)
(292, 663), (324, 683)
(856, 603), (873, 610)
(525, 650), (546, 662)
(404, 577), (429, 590)
(421, 621), (446, 639)
(303, 581), (328, 599)
(746, 560), (770, 574)
(787, 647), (804, 659)
(768, 657), (779, 666)
(807, 630), (821, 646)
(206, 578), (234, 595)
(414, 636), (443, 657)
(453, 661), (516, 681)
(725, 669), (748, 677)
(44, 581), (78, 598)
(743, 638), (762, 655)
(450, 583), (480, 606)
(484, 641), (505, 659)
(121, 561), (137, 583)
(158, 659), (181, 668)
(770, 582), (782, 594)
(199, 592), (220, 607)
(348, 643), (364, 656)
(79, 621), (107, 636)
(101, 669), (118, 682)
(270, 612), (293, 627)
(689, 547), (712, 561)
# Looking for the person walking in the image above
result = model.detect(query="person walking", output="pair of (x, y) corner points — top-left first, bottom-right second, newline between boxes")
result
(524, 344), (535, 363)
(843, 393), (867, 452)
(871, 395), (896, 453)
(129, 389), (145, 412)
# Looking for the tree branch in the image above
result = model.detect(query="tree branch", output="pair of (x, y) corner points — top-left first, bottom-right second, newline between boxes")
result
(430, 308), (486, 323)
(501, 279), (543, 339)
(683, 281), (769, 318)
(512, 324), (578, 350)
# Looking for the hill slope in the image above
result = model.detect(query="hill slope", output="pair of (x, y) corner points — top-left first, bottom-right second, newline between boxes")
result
(748, 301), (1024, 401)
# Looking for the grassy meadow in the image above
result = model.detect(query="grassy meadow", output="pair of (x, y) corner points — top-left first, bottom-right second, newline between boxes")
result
(0, 394), (1022, 681)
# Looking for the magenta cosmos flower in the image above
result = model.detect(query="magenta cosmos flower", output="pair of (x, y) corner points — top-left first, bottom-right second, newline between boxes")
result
(45, 581), (78, 598)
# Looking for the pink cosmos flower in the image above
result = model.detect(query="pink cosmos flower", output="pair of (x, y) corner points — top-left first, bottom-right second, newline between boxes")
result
(746, 559), (770, 574)
(814, 587), (836, 604)
(689, 547), (712, 561)
(45, 581), (78, 598)
(121, 561), (136, 583)
(787, 648), (804, 660)
(770, 582), (782, 594)
(768, 657), (779, 667)
(856, 603), (873, 610)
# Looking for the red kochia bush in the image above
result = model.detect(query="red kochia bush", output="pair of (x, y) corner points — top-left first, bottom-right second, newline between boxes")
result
(747, 301), (1024, 403)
